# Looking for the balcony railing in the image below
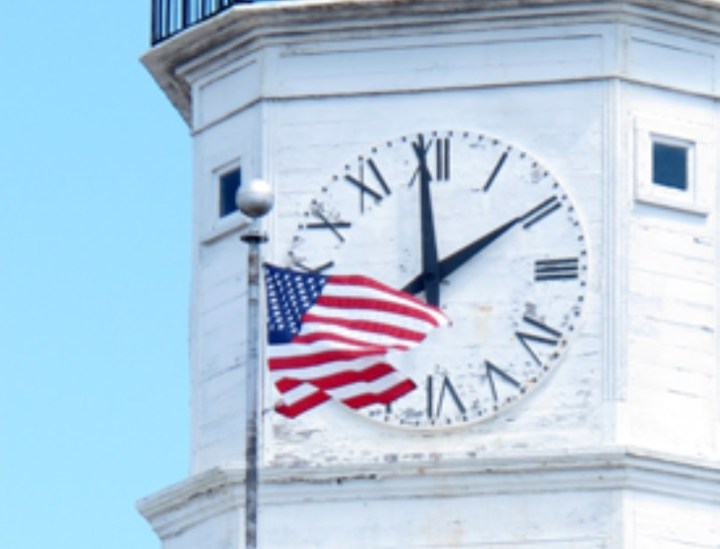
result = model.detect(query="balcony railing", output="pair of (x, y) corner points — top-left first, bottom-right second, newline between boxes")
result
(151, 0), (259, 45)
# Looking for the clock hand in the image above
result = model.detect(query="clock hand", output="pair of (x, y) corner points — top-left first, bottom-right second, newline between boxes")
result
(402, 196), (558, 294)
(436, 216), (518, 279)
(412, 135), (441, 306)
(402, 222), (513, 297)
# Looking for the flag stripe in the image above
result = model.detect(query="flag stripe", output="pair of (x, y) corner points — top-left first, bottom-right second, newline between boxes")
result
(325, 370), (413, 400)
(264, 264), (449, 418)
(291, 331), (410, 352)
(302, 313), (426, 344)
(341, 379), (416, 409)
(269, 348), (385, 370)
(328, 274), (446, 321)
(270, 354), (387, 385)
(273, 360), (413, 401)
(277, 371), (415, 410)
(316, 295), (441, 326)
(275, 362), (398, 392)
(274, 377), (303, 392)
(276, 378), (323, 403)
(322, 278), (447, 327)
(275, 389), (330, 419)
(304, 305), (437, 335)
(268, 339), (365, 360)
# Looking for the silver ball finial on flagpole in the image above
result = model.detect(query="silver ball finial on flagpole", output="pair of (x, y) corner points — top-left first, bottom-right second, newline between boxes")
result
(236, 178), (273, 549)
(237, 178), (274, 220)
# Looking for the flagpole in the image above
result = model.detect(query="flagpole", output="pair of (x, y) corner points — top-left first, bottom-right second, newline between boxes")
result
(236, 179), (274, 549)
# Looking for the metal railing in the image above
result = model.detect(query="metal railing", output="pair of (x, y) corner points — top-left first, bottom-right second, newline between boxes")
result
(151, 0), (257, 45)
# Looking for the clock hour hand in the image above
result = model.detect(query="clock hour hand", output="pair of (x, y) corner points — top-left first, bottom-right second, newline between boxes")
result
(435, 216), (518, 279)
(402, 196), (557, 295)
(413, 135), (441, 306)
(401, 220), (516, 296)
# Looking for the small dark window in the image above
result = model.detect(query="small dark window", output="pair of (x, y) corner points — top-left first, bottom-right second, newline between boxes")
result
(652, 142), (688, 191)
(219, 168), (241, 217)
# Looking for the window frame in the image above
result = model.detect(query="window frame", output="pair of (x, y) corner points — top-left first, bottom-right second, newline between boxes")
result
(203, 158), (248, 242)
(633, 114), (714, 215)
(218, 165), (243, 219)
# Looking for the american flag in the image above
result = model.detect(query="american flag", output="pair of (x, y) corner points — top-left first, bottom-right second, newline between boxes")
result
(264, 264), (449, 418)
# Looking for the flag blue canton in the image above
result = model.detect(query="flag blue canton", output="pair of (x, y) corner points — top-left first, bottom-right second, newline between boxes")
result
(264, 264), (327, 344)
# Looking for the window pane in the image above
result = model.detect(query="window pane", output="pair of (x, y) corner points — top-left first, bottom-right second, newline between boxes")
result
(219, 168), (241, 217)
(652, 142), (688, 190)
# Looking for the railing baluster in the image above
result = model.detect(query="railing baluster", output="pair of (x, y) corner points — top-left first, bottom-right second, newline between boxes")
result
(165, 0), (171, 37)
(151, 0), (158, 44)
(152, 0), (264, 44)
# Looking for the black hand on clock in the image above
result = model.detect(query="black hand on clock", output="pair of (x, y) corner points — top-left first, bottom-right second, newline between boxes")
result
(411, 134), (441, 306)
(402, 196), (557, 295)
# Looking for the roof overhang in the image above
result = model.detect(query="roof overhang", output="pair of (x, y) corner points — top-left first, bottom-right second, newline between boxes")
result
(141, 0), (720, 126)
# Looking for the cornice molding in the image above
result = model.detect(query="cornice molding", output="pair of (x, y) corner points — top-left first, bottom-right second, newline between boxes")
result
(141, 0), (720, 125)
(137, 446), (720, 539)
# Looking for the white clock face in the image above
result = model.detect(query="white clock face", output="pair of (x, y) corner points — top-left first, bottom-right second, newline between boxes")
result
(285, 130), (588, 429)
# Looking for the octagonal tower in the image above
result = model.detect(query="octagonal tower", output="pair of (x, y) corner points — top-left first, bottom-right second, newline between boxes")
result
(139, 2), (720, 547)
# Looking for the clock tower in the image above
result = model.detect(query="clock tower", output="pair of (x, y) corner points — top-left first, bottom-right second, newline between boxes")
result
(139, 1), (720, 547)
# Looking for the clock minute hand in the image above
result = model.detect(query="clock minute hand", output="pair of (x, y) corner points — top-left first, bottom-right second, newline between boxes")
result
(413, 135), (441, 306)
(402, 215), (516, 297)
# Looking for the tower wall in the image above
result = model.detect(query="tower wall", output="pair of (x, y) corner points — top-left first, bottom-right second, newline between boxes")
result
(139, 2), (720, 547)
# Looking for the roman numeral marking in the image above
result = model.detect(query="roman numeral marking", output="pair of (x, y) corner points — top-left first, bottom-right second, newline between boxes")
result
(427, 375), (466, 420)
(409, 135), (451, 186)
(306, 207), (351, 242)
(345, 157), (392, 212)
(515, 315), (562, 366)
(288, 252), (334, 274)
(534, 257), (580, 281)
(435, 137), (450, 182)
(483, 150), (509, 192)
(485, 361), (522, 403)
(345, 174), (383, 201)
(522, 196), (562, 229)
(366, 158), (392, 196)
(409, 135), (432, 187)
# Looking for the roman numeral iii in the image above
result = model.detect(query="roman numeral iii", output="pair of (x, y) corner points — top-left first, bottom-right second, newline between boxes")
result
(534, 257), (580, 281)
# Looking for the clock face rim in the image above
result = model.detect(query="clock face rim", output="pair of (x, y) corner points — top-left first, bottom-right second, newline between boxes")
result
(282, 129), (589, 431)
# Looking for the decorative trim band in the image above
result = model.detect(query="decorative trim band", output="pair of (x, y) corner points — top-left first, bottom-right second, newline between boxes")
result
(142, 0), (720, 125)
(137, 446), (720, 539)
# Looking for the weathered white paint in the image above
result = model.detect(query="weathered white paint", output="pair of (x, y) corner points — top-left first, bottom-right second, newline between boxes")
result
(138, 448), (720, 548)
(139, 1), (720, 547)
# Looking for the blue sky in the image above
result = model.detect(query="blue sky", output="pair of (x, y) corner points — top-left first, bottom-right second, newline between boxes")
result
(0, 2), (191, 547)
